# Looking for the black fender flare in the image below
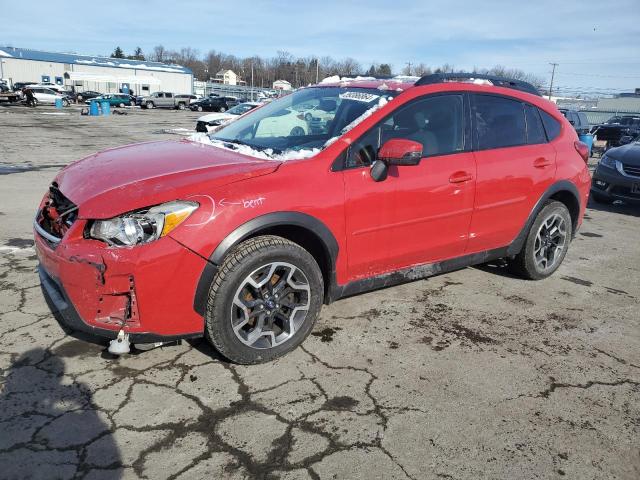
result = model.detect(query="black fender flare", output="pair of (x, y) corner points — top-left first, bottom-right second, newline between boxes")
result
(507, 180), (581, 256)
(193, 212), (339, 316)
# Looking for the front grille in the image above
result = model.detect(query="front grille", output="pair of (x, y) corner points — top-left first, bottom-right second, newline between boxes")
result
(36, 183), (78, 242)
(622, 163), (640, 178)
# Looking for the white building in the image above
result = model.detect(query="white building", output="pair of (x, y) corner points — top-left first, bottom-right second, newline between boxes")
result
(0, 46), (193, 95)
(272, 79), (292, 91)
(211, 70), (245, 86)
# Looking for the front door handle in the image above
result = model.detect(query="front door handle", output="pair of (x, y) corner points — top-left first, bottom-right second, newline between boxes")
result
(533, 157), (553, 168)
(449, 171), (473, 183)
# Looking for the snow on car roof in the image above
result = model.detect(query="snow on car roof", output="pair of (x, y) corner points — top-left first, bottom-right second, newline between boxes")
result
(317, 75), (418, 92)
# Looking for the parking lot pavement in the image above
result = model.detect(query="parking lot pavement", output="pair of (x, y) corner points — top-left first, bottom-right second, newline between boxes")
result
(0, 107), (639, 480)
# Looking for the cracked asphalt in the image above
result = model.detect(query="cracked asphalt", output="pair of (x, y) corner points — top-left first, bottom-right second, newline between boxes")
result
(1, 106), (639, 479)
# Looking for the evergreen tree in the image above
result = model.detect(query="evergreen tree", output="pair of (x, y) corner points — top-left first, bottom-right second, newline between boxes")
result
(111, 46), (124, 59)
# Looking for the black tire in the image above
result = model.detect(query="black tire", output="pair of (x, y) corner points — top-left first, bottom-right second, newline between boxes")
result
(305, 112), (313, 122)
(197, 106), (203, 112)
(590, 191), (612, 204)
(508, 200), (572, 280)
(177, 103), (186, 110)
(146, 102), (154, 109)
(77, 95), (83, 101)
(219, 106), (226, 113)
(62, 99), (70, 107)
(205, 235), (324, 364)
(290, 126), (305, 136)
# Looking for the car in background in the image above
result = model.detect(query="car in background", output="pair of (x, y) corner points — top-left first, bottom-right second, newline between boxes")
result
(86, 93), (134, 108)
(591, 115), (640, 149)
(591, 134), (640, 205)
(12, 82), (36, 92)
(28, 87), (70, 106)
(76, 91), (103, 102)
(195, 102), (261, 133)
(141, 92), (190, 110)
(176, 94), (200, 105)
(558, 109), (590, 135)
(189, 96), (239, 112)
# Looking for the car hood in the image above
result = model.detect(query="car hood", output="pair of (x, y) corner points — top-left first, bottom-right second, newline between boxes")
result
(198, 112), (234, 123)
(54, 140), (280, 218)
(608, 141), (640, 166)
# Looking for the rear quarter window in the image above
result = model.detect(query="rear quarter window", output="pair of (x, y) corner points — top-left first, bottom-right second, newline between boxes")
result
(539, 109), (561, 141)
(525, 104), (547, 145)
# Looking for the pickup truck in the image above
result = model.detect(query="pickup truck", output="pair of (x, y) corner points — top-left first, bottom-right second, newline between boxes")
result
(141, 92), (190, 110)
(591, 115), (640, 149)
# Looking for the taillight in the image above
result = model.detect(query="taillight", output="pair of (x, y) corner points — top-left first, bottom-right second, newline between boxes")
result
(574, 141), (589, 164)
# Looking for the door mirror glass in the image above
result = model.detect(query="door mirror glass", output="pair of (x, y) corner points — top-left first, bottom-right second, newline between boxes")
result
(378, 138), (423, 166)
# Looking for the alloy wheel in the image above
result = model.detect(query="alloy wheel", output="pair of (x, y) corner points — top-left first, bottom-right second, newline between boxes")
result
(231, 262), (310, 349)
(533, 213), (567, 271)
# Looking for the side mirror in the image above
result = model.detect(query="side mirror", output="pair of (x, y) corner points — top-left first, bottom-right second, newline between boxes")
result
(378, 139), (423, 166)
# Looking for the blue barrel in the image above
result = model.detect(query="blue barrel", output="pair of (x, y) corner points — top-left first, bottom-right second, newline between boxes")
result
(100, 101), (111, 116)
(579, 133), (593, 157)
(89, 100), (100, 116)
(54, 98), (63, 109)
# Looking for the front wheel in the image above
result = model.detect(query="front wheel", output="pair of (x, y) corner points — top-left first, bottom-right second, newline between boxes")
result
(177, 103), (186, 110)
(508, 200), (572, 280)
(118, 102), (125, 108)
(219, 106), (226, 113)
(146, 102), (154, 109)
(197, 106), (203, 112)
(205, 235), (324, 364)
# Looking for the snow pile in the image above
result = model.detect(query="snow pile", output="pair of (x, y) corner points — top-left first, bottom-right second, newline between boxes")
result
(0, 49), (13, 57)
(320, 75), (377, 84)
(76, 59), (186, 73)
(188, 134), (319, 161)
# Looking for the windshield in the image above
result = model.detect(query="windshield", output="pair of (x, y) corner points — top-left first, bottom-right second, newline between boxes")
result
(228, 103), (257, 115)
(211, 86), (398, 155)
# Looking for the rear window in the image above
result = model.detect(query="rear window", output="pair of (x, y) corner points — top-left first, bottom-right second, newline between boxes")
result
(472, 94), (526, 150)
(539, 109), (561, 141)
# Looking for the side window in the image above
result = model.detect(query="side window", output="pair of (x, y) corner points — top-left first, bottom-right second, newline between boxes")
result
(345, 94), (465, 169)
(473, 94), (526, 149)
(539, 109), (561, 141)
(165, 93), (173, 98)
(525, 104), (547, 145)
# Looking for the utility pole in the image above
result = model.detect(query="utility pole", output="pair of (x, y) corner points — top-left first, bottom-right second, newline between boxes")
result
(405, 62), (413, 76)
(315, 58), (319, 84)
(251, 61), (254, 101)
(548, 62), (558, 100)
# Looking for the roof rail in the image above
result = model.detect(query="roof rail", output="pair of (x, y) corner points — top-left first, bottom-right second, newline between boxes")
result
(414, 73), (541, 96)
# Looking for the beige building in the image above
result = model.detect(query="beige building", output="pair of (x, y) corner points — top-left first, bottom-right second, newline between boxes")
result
(211, 70), (245, 86)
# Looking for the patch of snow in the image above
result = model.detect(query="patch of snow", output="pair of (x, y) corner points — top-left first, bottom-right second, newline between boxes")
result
(188, 133), (319, 161)
(320, 75), (377, 84)
(0, 49), (13, 57)
(392, 75), (420, 83)
(38, 112), (70, 116)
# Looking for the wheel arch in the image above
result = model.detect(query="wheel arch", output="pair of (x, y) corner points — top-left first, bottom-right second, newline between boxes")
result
(507, 180), (581, 256)
(193, 212), (339, 316)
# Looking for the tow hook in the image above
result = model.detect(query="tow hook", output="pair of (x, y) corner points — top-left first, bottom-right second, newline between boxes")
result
(108, 329), (131, 355)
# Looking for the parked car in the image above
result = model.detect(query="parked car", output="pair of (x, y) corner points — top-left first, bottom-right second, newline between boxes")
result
(591, 134), (640, 204)
(591, 115), (640, 149)
(189, 96), (239, 112)
(0, 81), (9, 93)
(86, 93), (134, 108)
(29, 87), (70, 106)
(31, 83), (67, 94)
(76, 91), (103, 102)
(176, 94), (200, 105)
(34, 74), (591, 364)
(195, 102), (261, 133)
(558, 108), (590, 135)
(12, 82), (36, 91)
(141, 92), (189, 110)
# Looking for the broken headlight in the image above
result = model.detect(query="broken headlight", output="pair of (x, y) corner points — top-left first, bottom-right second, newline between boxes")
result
(89, 200), (198, 247)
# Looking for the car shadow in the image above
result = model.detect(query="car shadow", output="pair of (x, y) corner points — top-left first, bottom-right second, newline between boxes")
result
(587, 198), (640, 218)
(472, 258), (523, 279)
(0, 348), (122, 478)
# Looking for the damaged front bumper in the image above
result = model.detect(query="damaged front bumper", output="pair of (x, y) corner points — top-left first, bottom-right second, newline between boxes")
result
(34, 215), (208, 342)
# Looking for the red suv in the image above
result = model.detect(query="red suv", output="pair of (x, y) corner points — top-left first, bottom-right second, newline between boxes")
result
(35, 74), (591, 364)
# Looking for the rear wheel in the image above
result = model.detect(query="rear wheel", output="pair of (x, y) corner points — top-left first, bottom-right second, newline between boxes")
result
(219, 106), (226, 113)
(508, 201), (572, 280)
(177, 102), (186, 110)
(205, 235), (324, 364)
(118, 102), (125, 108)
(146, 102), (154, 109)
(197, 105), (203, 112)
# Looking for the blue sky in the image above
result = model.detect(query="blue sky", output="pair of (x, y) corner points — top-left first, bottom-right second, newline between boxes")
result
(2, 0), (639, 96)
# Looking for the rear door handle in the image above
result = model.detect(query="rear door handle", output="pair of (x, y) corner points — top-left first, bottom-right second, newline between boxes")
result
(533, 157), (553, 168)
(449, 171), (473, 183)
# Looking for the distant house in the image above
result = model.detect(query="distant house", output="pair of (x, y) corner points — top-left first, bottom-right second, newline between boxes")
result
(273, 79), (292, 91)
(211, 70), (245, 86)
